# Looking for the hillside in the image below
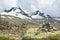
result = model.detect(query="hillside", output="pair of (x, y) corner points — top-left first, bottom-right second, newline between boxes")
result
(22, 27), (60, 40)
(0, 14), (60, 40)
(0, 15), (38, 40)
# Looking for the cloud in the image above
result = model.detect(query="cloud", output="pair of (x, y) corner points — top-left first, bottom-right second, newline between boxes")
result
(3, 0), (17, 7)
(37, 0), (55, 5)
(0, 0), (18, 12)
(36, 0), (55, 10)
(30, 4), (37, 11)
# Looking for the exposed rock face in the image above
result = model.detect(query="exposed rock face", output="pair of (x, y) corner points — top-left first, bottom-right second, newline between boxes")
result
(35, 22), (58, 35)
(41, 22), (57, 31)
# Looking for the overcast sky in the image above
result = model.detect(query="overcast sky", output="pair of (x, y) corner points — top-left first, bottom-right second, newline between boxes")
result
(0, 0), (60, 17)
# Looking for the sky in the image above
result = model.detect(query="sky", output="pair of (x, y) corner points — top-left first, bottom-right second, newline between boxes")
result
(0, 0), (60, 17)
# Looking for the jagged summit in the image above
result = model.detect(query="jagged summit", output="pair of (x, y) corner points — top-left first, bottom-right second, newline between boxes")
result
(1, 7), (31, 20)
(4, 7), (30, 17)
(4, 7), (23, 13)
(31, 10), (52, 19)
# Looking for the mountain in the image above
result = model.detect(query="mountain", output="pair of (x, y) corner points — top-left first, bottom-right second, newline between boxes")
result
(1, 7), (31, 20)
(1, 7), (60, 22)
(4, 7), (31, 17)
(2, 8), (53, 20)
(4, 7), (29, 17)
(31, 10), (52, 19)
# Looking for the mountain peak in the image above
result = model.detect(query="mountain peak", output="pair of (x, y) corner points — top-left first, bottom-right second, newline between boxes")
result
(31, 10), (52, 19)
(4, 7), (22, 13)
(1, 7), (32, 20)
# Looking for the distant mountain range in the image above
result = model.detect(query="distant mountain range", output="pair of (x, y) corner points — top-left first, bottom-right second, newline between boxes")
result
(4, 7), (52, 18)
(0, 7), (60, 21)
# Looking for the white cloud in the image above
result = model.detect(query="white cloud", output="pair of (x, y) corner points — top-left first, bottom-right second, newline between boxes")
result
(37, 0), (55, 4)
(3, 0), (17, 7)
(0, 0), (18, 12)
(37, 0), (55, 8)
(31, 4), (37, 11)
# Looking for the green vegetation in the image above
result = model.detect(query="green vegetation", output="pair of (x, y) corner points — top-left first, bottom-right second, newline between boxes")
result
(22, 27), (60, 40)
(0, 36), (15, 40)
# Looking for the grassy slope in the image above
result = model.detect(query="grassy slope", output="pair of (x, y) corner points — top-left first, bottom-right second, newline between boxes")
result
(22, 27), (60, 40)
(0, 15), (38, 40)
(0, 36), (15, 40)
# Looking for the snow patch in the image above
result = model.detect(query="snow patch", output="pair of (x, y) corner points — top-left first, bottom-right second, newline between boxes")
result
(14, 8), (21, 13)
(1, 12), (16, 16)
(17, 13), (31, 20)
(31, 15), (44, 19)
(1, 12), (32, 20)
